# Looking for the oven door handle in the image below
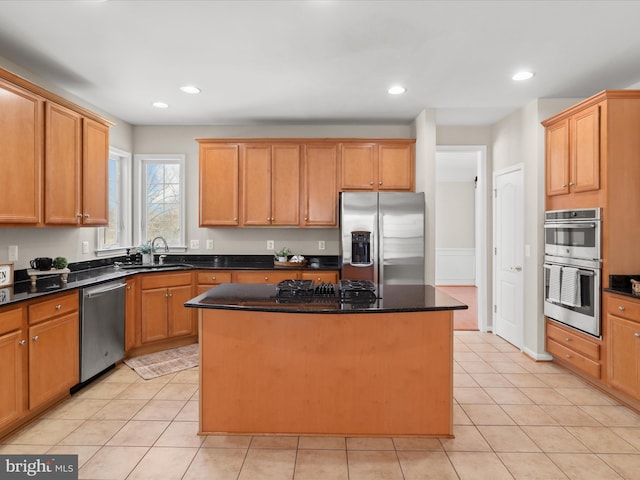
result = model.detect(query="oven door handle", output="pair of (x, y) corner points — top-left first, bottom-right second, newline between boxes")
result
(543, 223), (596, 229)
(577, 270), (595, 277)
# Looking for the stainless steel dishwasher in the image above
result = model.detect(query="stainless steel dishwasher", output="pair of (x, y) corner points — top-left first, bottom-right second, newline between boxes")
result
(80, 280), (126, 383)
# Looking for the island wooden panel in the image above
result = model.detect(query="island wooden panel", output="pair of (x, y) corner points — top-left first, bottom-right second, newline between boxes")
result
(199, 309), (453, 437)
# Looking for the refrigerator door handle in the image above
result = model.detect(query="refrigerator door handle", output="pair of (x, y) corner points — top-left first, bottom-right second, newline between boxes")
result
(377, 212), (383, 285)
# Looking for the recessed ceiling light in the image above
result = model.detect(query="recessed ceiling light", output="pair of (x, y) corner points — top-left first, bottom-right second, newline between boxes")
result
(152, 101), (169, 109)
(180, 85), (201, 94)
(388, 85), (407, 95)
(512, 71), (534, 81)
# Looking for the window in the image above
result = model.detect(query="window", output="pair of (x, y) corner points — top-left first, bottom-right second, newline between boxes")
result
(97, 147), (131, 252)
(135, 154), (185, 249)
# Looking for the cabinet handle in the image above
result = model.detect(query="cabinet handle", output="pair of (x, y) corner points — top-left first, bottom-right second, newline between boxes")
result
(565, 354), (572, 359)
(569, 182), (575, 186)
(369, 181), (374, 185)
(55, 304), (62, 310)
(32, 335), (39, 342)
(619, 306), (626, 311)
(635, 333), (640, 337)
(212, 276), (216, 281)
(126, 286), (131, 290)
(304, 217), (308, 221)
(84, 214), (90, 219)
(379, 181), (382, 185)
(234, 217), (238, 221)
(561, 184), (568, 188)
(264, 277), (269, 281)
(565, 337), (571, 342)
(18, 340), (26, 346)
(76, 213), (83, 218)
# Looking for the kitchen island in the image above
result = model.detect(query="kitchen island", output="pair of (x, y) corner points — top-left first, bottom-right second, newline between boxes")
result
(185, 283), (467, 438)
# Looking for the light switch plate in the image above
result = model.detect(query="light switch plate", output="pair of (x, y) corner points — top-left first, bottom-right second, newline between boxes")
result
(190, 239), (200, 249)
(206, 239), (214, 250)
(267, 240), (275, 250)
(8, 245), (18, 262)
(318, 240), (325, 250)
(82, 241), (89, 254)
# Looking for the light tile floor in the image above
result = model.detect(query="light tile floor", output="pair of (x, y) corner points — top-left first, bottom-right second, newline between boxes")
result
(3, 331), (640, 479)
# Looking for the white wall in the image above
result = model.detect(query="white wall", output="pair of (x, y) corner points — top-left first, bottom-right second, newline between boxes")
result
(491, 97), (582, 357)
(435, 182), (475, 248)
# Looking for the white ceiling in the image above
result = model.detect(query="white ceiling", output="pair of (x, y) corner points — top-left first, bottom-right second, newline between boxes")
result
(1, 0), (640, 127)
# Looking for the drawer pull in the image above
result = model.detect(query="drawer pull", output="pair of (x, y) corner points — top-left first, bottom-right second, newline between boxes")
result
(212, 276), (216, 281)
(565, 354), (572, 359)
(565, 337), (571, 342)
(55, 304), (62, 310)
(635, 333), (640, 338)
(18, 340), (26, 346)
(32, 335), (39, 342)
(264, 277), (268, 281)
(619, 306), (626, 311)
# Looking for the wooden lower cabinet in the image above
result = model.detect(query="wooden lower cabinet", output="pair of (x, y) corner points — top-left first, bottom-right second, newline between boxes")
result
(300, 271), (339, 284)
(607, 293), (640, 398)
(139, 272), (196, 344)
(196, 270), (233, 295)
(125, 278), (138, 351)
(545, 318), (601, 379)
(0, 306), (26, 433)
(1, 292), (79, 439)
(233, 270), (298, 284)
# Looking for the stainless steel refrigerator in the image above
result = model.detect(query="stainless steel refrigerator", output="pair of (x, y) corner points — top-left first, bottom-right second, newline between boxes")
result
(340, 192), (425, 285)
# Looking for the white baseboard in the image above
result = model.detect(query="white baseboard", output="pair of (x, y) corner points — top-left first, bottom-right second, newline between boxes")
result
(522, 346), (553, 361)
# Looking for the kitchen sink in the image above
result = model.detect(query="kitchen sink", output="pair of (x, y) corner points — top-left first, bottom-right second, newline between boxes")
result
(119, 263), (193, 271)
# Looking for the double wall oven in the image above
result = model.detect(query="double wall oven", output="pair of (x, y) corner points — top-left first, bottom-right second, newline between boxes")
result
(543, 208), (601, 337)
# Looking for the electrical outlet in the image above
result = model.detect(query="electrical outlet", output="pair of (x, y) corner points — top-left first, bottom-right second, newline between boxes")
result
(8, 245), (18, 262)
(267, 240), (275, 250)
(82, 241), (89, 254)
(190, 239), (200, 249)
(318, 240), (325, 251)
(206, 239), (214, 250)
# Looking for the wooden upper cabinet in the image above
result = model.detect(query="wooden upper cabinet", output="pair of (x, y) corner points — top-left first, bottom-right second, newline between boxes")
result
(0, 78), (43, 224)
(544, 104), (600, 198)
(302, 144), (339, 227)
(378, 143), (414, 191)
(45, 103), (82, 224)
(199, 143), (240, 226)
(340, 141), (415, 192)
(82, 118), (109, 225)
(241, 144), (300, 226)
(340, 143), (376, 190)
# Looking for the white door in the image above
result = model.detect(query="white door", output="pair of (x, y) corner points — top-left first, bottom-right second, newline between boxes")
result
(493, 166), (524, 348)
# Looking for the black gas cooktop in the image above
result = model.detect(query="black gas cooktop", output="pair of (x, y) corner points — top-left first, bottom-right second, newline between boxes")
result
(275, 279), (378, 304)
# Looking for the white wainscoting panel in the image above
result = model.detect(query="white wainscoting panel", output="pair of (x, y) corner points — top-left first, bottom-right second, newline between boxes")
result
(436, 248), (476, 285)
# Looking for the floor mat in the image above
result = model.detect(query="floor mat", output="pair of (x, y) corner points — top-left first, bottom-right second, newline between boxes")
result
(124, 343), (198, 380)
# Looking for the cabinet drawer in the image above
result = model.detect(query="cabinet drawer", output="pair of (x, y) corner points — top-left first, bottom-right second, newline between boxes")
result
(607, 294), (640, 322)
(234, 270), (297, 284)
(28, 291), (78, 325)
(197, 271), (232, 285)
(0, 306), (23, 335)
(140, 272), (193, 290)
(300, 271), (339, 284)
(547, 338), (601, 379)
(546, 320), (600, 361)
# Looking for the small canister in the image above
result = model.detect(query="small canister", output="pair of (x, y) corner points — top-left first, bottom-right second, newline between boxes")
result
(631, 279), (640, 295)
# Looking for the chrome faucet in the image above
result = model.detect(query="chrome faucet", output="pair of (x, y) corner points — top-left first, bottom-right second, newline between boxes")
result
(151, 236), (169, 264)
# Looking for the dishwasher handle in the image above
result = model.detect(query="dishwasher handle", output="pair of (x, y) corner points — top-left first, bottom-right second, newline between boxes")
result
(85, 282), (127, 299)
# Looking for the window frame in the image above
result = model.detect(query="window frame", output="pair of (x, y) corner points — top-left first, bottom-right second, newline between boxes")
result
(134, 153), (187, 251)
(96, 146), (132, 255)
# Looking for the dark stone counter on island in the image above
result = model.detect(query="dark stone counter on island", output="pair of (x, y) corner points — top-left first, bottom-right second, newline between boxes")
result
(185, 283), (468, 313)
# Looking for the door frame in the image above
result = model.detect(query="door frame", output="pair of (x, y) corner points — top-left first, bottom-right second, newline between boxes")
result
(436, 145), (488, 332)
(492, 163), (524, 348)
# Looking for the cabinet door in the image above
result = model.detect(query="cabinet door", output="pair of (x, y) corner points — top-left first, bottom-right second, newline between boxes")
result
(200, 144), (240, 226)
(0, 329), (26, 431)
(82, 118), (109, 225)
(168, 285), (196, 338)
(242, 144), (272, 226)
(571, 105), (600, 193)
(608, 314), (640, 397)
(302, 144), (339, 227)
(0, 78), (43, 224)
(340, 143), (376, 190)
(545, 119), (570, 196)
(45, 103), (82, 225)
(378, 143), (414, 191)
(28, 313), (79, 410)
(125, 278), (139, 352)
(271, 144), (300, 226)
(140, 287), (168, 344)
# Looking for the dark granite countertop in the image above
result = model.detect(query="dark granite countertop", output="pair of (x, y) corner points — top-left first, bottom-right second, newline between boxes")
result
(0, 255), (340, 307)
(185, 283), (468, 314)
(604, 274), (640, 299)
